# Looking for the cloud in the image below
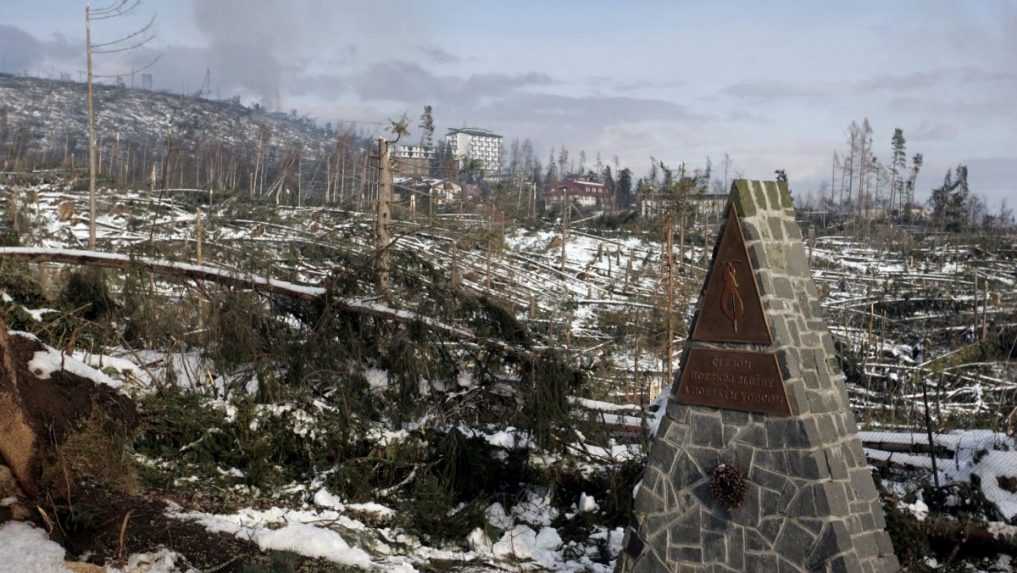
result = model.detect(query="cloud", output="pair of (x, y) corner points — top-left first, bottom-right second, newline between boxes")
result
(0, 25), (77, 74)
(349, 60), (553, 105)
(909, 121), (958, 142)
(0, 25), (42, 72)
(857, 67), (1017, 92)
(418, 45), (459, 64)
(721, 79), (825, 102)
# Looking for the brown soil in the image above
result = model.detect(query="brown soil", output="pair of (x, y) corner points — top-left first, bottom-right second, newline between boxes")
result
(997, 475), (1017, 494)
(53, 484), (256, 571)
(0, 332), (136, 497)
(9, 333), (137, 446)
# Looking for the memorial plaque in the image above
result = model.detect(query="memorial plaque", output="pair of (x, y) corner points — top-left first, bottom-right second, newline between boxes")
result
(675, 347), (790, 415)
(690, 205), (771, 345)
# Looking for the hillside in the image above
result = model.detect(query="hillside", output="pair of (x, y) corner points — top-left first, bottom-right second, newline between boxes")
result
(0, 73), (339, 160)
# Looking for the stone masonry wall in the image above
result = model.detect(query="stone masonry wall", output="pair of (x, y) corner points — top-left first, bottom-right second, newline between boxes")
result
(616, 180), (899, 573)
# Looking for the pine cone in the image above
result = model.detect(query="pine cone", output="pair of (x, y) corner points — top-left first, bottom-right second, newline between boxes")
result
(711, 463), (747, 510)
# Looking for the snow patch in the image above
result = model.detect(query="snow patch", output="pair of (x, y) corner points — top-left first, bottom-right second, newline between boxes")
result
(0, 522), (70, 573)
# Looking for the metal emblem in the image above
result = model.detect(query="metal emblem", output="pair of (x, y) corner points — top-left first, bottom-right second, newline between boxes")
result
(690, 205), (771, 344)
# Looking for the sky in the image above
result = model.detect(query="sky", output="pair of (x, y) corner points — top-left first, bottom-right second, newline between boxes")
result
(2, 0), (1015, 206)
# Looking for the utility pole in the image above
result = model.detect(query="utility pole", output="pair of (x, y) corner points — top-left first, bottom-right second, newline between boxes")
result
(664, 212), (675, 391)
(374, 116), (409, 297)
(559, 186), (569, 272)
(84, 0), (157, 249)
(86, 2), (96, 248)
(375, 138), (392, 295)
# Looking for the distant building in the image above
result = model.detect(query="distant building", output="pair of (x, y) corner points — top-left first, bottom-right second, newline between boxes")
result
(393, 144), (434, 161)
(639, 191), (728, 219)
(141, 73), (153, 90)
(393, 144), (434, 177)
(446, 127), (502, 174)
(545, 179), (611, 208)
(394, 177), (462, 206)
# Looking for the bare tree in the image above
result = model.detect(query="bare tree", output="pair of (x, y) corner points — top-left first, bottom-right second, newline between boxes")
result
(85, 0), (157, 248)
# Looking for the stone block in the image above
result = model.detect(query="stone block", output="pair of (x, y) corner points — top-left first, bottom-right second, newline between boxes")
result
(751, 465), (791, 493)
(727, 526), (745, 570)
(663, 420), (688, 447)
(730, 482), (762, 528)
(769, 218), (785, 241)
(766, 418), (793, 449)
(775, 520), (816, 565)
(688, 447), (722, 476)
(807, 521), (853, 570)
(691, 413), (725, 449)
(830, 553), (864, 573)
(668, 546), (702, 563)
(855, 532), (878, 559)
(734, 423), (767, 448)
(745, 553), (778, 573)
(818, 415), (839, 443)
(666, 400), (690, 423)
(803, 370), (821, 390)
(786, 486), (817, 518)
(753, 186), (768, 214)
(850, 468), (879, 502)
(745, 528), (770, 551)
(824, 448), (849, 480)
(875, 530), (895, 556)
(702, 509), (730, 532)
(748, 243), (769, 272)
(759, 516), (783, 543)
(649, 440), (678, 473)
(669, 508), (702, 546)
(632, 549), (672, 573)
(783, 219), (803, 241)
(774, 276), (794, 300)
(760, 487), (783, 516)
(877, 554), (901, 573)
(815, 482), (850, 516)
(871, 501), (886, 529)
(672, 452), (705, 490)
(721, 410), (750, 426)
(703, 531), (727, 563)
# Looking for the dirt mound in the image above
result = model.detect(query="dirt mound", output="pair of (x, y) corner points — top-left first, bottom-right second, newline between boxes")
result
(0, 325), (136, 499)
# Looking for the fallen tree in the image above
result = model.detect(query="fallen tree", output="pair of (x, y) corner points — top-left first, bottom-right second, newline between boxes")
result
(0, 247), (525, 355)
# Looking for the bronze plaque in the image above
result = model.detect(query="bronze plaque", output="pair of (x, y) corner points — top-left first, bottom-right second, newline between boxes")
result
(676, 348), (790, 416)
(690, 205), (771, 344)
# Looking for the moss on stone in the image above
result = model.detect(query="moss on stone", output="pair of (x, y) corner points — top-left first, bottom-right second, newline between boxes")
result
(778, 180), (794, 208)
(731, 180), (756, 218)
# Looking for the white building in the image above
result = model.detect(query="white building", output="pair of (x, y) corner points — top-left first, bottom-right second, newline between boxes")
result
(393, 144), (435, 160)
(445, 127), (502, 174)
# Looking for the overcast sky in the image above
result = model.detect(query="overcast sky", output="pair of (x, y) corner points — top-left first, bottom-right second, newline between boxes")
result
(2, 1), (1015, 205)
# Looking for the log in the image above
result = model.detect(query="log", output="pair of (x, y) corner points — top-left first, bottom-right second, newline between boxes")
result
(0, 247), (519, 355)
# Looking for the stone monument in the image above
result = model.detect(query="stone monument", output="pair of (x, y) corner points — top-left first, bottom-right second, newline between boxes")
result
(617, 180), (898, 573)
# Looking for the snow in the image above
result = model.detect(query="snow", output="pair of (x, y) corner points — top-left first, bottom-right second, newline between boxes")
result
(314, 488), (396, 519)
(485, 502), (514, 530)
(364, 368), (390, 391)
(19, 332), (122, 390)
(578, 492), (600, 513)
(256, 523), (371, 566)
(0, 522), (70, 573)
(111, 549), (197, 573)
(864, 429), (1017, 520)
(971, 451), (1017, 520)
(172, 507), (373, 569)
